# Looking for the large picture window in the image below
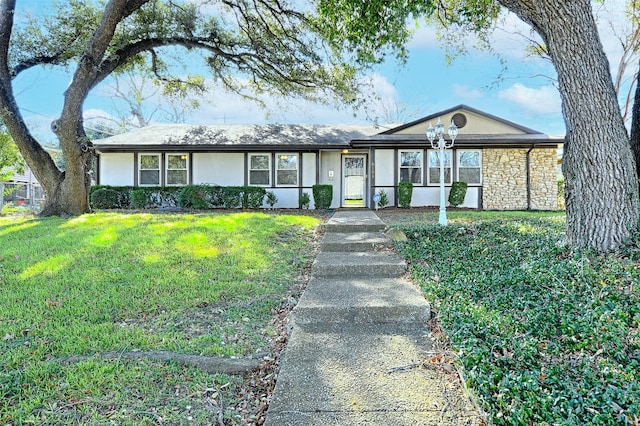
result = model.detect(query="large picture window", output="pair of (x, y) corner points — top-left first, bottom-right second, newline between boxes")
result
(399, 150), (423, 185)
(139, 154), (160, 186)
(457, 150), (481, 184)
(166, 154), (189, 185)
(276, 154), (298, 186)
(249, 154), (271, 186)
(427, 150), (452, 185)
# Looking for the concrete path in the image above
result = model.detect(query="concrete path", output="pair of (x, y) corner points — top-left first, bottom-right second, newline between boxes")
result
(264, 210), (480, 425)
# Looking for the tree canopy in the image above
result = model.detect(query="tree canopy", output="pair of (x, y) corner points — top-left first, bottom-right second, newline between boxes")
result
(0, 0), (360, 216)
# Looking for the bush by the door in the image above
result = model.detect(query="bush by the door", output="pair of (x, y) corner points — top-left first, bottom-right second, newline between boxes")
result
(312, 184), (333, 209)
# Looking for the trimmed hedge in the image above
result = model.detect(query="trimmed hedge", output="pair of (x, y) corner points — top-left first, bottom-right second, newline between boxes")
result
(90, 188), (125, 209)
(312, 184), (333, 210)
(90, 185), (266, 210)
(91, 185), (181, 209)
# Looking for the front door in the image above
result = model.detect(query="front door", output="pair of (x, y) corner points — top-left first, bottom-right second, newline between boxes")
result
(342, 155), (367, 207)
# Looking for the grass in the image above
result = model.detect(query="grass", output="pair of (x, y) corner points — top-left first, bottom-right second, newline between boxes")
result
(0, 211), (320, 425)
(392, 212), (640, 425)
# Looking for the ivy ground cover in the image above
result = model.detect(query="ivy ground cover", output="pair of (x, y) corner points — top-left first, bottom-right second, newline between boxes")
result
(395, 214), (640, 425)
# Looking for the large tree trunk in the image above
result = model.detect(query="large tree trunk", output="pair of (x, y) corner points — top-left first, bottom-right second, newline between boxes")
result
(500, 0), (640, 251)
(38, 149), (93, 217)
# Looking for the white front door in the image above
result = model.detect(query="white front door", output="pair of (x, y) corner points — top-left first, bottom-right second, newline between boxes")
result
(342, 155), (367, 207)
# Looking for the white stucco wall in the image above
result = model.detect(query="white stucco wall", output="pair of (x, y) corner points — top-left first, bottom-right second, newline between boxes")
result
(302, 153), (316, 188)
(267, 188), (299, 208)
(99, 153), (134, 186)
(374, 150), (395, 186)
(192, 153), (244, 185)
(319, 151), (341, 208)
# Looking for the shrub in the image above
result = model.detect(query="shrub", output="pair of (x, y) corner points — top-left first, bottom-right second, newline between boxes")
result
(377, 190), (389, 208)
(265, 191), (278, 208)
(398, 182), (413, 209)
(90, 186), (184, 209)
(242, 186), (267, 209)
(312, 184), (333, 210)
(131, 189), (147, 209)
(90, 188), (123, 209)
(208, 186), (225, 208)
(299, 192), (310, 209)
(448, 181), (468, 207)
(179, 185), (211, 209)
(222, 186), (242, 209)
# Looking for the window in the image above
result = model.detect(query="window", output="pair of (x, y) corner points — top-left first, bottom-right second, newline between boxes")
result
(166, 154), (189, 185)
(399, 150), (422, 185)
(276, 154), (298, 186)
(427, 150), (452, 185)
(457, 150), (481, 184)
(139, 154), (160, 186)
(249, 154), (271, 186)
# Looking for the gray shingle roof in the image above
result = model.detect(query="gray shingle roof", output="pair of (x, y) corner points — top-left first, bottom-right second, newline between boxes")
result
(94, 124), (380, 150)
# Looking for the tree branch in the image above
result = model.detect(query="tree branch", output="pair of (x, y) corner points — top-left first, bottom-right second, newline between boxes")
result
(0, 0), (62, 190)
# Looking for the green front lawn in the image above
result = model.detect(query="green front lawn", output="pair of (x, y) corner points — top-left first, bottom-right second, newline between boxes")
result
(394, 213), (640, 425)
(0, 212), (319, 425)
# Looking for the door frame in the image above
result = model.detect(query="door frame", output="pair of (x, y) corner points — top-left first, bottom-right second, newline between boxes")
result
(341, 153), (368, 207)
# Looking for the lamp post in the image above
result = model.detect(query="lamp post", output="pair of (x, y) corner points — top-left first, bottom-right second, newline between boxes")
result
(426, 118), (458, 226)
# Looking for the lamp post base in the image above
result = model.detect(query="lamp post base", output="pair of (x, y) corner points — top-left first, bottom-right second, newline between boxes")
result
(439, 209), (447, 226)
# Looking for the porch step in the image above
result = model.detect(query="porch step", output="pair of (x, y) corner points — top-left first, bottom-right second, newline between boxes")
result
(320, 232), (393, 252)
(312, 251), (407, 278)
(324, 210), (386, 233)
(292, 277), (430, 326)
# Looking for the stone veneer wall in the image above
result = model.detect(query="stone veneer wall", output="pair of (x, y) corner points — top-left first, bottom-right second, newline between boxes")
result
(529, 149), (559, 210)
(482, 148), (558, 210)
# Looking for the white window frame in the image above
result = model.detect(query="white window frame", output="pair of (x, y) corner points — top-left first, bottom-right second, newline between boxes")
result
(456, 149), (482, 185)
(165, 153), (189, 186)
(398, 150), (423, 186)
(249, 153), (271, 186)
(276, 153), (299, 187)
(427, 149), (453, 186)
(138, 153), (161, 186)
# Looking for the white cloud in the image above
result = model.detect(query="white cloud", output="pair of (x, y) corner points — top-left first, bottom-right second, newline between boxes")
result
(452, 84), (484, 100)
(498, 83), (561, 114)
(407, 25), (440, 50)
(367, 72), (399, 100)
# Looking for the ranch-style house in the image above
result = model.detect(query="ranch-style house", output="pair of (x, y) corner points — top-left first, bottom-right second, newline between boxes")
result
(94, 105), (563, 210)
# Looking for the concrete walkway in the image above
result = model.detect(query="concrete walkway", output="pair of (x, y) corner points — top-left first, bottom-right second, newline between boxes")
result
(264, 210), (480, 425)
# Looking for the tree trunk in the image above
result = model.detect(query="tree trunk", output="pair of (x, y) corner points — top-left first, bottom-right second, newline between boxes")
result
(500, 0), (640, 251)
(38, 151), (93, 217)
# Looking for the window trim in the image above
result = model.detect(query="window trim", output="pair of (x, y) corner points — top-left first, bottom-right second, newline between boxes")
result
(248, 153), (272, 186)
(456, 149), (482, 185)
(138, 153), (161, 187)
(275, 153), (299, 187)
(426, 149), (453, 186)
(398, 149), (424, 186)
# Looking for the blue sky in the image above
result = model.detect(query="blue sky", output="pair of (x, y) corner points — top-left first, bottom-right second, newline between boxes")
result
(12, 1), (632, 143)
